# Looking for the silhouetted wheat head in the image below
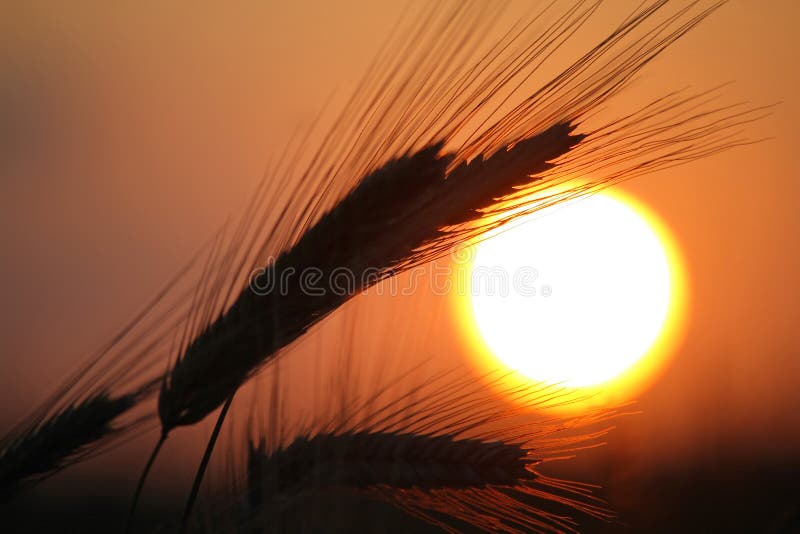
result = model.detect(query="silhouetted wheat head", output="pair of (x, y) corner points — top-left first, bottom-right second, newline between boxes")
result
(246, 432), (605, 533)
(0, 393), (135, 502)
(159, 0), (766, 438)
(224, 370), (622, 533)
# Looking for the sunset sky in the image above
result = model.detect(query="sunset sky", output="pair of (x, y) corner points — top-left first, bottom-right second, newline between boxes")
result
(1, 1), (798, 531)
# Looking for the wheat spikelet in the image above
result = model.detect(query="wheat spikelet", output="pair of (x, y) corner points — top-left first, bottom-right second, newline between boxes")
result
(0, 392), (135, 501)
(229, 368), (620, 534)
(251, 431), (534, 492)
(0, 239), (217, 496)
(158, 0), (763, 437)
(159, 123), (582, 433)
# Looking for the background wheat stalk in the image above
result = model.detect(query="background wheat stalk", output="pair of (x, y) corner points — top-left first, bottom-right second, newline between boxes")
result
(246, 432), (593, 533)
(0, 393), (135, 502)
(207, 367), (623, 534)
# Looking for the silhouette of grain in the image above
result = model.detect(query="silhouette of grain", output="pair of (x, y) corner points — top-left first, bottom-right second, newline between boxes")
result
(0, 393), (135, 501)
(232, 370), (619, 534)
(251, 431), (534, 491)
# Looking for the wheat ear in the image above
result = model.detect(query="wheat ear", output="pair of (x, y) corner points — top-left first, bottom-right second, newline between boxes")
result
(158, 123), (581, 434)
(251, 431), (535, 491)
(0, 392), (135, 501)
(158, 0), (762, 437)
(246, 431), (604, 534)
(229, 367), (620, 534)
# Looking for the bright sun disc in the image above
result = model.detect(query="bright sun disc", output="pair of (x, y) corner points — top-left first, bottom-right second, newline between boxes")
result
(459, 188), (687, 409)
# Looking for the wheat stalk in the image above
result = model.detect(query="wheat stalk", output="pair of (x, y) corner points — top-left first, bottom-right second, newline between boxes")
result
(158, 0), (760, 437)
(251, 431), (535, 492)
(158, 122), (582, 434)
(224, 368), (620, 534)
(0, 243), (213, 502)
(246, 431), (604, 534)
(0, 392), (135, 502)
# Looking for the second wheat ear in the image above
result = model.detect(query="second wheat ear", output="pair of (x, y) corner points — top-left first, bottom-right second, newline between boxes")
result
(0, 393), (135, 503)
(228, 367), (621, 533)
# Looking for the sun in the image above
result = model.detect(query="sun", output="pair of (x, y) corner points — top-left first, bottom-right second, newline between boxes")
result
(456, 187), (687, 409)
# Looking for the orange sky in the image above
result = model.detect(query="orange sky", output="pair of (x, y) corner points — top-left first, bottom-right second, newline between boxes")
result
(1, 0), (798, 516)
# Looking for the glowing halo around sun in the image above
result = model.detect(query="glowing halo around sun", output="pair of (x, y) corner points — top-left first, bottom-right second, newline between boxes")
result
(453, 187), (688, 412)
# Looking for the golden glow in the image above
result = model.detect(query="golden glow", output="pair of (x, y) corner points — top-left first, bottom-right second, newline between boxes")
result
(454, 188), (688, 411)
